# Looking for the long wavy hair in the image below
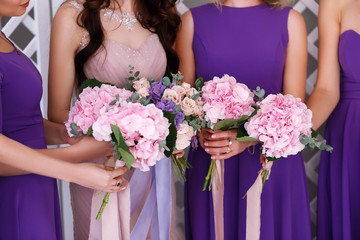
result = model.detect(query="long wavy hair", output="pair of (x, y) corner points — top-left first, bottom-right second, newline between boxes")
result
(74, 0), (180, 86)
(212, 0), (291, 8)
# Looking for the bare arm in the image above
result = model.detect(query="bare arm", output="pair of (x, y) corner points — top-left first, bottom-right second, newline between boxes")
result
(175, 10), (196, 85)
(48, 3), (83, 124)
(282, 9), (308, 101)
(306, 0), (341, 130)
(0, 134), (125, 191)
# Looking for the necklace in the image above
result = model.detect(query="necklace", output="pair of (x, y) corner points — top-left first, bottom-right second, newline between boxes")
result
(102, 8), (138, 31)
(0, 34), (21, 55)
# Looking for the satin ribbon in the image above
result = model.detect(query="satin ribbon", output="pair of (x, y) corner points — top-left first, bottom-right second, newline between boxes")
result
(89, 156), (171, 240)
(245, 161), (273, 240)
(89, 157), (130, 240)
(211, 159), (225, 240)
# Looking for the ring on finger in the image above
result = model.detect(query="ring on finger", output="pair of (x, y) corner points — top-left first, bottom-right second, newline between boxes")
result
(116, 181), (121, 187)
(229, 140), (233, 146)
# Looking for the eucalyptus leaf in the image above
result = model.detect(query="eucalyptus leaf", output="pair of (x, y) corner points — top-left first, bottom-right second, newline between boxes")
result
(131, 92), (140, 101)
(162, 77), (171, 86)
(195, 77), (204, 91)
(134, 71), (140, 77)
(174, 105), (182, 112)
(70, 123), (79, 137)
(192, 93), (200, 101)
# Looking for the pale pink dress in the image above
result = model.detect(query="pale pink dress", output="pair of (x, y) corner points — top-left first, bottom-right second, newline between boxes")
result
(68, 1), (183, 239)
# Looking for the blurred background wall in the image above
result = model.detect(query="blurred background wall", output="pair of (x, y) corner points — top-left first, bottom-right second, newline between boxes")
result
(1, 0), (322, 239)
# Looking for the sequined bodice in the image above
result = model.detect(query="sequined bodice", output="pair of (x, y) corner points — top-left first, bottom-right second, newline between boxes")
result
(69, 1), (167, 88)
(339, 30), (360, 100)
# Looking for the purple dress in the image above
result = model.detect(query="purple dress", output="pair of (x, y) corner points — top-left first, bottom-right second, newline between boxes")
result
(317, 30), (360, 240)
(0, 33), (62, 239)
(184, 4), (311, 240)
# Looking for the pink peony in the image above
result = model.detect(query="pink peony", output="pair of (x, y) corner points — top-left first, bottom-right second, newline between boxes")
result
(66, 85), (132, 136)
(202, 74), (255, 127)
(244, 94), (313, 158)
(92, 102), (170, 172)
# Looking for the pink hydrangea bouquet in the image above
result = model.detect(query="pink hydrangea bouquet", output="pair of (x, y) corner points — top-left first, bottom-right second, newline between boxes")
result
(66, 82), (132, 137)
(236, 90), (332, 240)
(201, 74), (256, 190)
(66, 79), (172, 220)
(125, 67), (204, 179)
(237, 92), (333, 190)
(92, 101), (170, 172)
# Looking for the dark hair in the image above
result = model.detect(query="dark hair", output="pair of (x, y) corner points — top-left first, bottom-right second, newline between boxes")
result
(75, 0), (180, 86)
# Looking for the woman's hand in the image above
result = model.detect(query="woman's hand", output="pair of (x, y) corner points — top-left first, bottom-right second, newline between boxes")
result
(198, 128), (256, 160)
(173, 149), (185, 159)
(71, 136), (115, 161)
(70, 163), (128, 192)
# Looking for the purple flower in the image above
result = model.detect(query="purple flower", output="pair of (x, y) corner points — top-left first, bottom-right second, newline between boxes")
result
(149, 81), (167, 103)
(175, 111), (185, 129)
(156, 98), (176, 112)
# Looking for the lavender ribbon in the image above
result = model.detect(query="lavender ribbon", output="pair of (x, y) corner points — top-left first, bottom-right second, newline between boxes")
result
(130, 157), (171, 240)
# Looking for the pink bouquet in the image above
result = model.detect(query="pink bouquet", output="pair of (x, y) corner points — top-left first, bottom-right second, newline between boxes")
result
(65, 84), (132, 136)
(126, 68), (204, 179)
(237, 92), (332, 240)
(92, 102), (170, 172)
(201, 74), (255, 190)
(66, 79), (171, 220)
(238, 93), (332, 188)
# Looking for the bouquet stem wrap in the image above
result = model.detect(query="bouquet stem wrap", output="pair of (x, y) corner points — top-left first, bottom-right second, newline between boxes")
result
(245, 161), (273, 240)
(89, 156), (130, 240)
(211, 159), (225, 240)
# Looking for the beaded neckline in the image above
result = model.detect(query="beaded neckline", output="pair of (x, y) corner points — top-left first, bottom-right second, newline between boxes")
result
(69, 1), (137, 32)
(102, 8), (137, 31)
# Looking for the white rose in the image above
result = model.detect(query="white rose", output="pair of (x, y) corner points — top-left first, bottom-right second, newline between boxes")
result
(137, 87), (149, 98)
(176, 133), (191, 150)
(181, 97), (197, 116)
(181, 82), (192, 91)
(178, 121), (194, 137)
(163, 89), (181, 104)
(171, 85), (186, 98)
(186, 88), (199, 98)
(133, 77), (150, 91)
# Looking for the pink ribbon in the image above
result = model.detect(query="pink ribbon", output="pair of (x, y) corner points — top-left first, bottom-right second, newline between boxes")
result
(89, 157), (130, 240)
(245, 161), (273, 240)
(211, 159), (225, 240)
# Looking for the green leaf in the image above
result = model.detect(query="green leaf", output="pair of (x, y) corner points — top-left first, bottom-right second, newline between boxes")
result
(147, 76), (155, 84)
(134, 71), (140, 77)
(195, 77), (204, 91)
(237, 125), (248, 138)
(201, 119), (206, 128)
(174, 105), (182, 112)
(192, 93), (200, 101)
(111, 125), (135, 169)
(162, 77), (171, 86)
(140, 97), (150, 106)
(311, 129), (319, 138)
(79, 78), (106, 94)
(207, 120), (211, 128)
(70, 123), (79, 137)
(158, 140), (167, 150)
(213, 115), (249, 131)
(163, 111), (177, 157)
(86, 126), (93, 136)
(236, 136), (259, 142)
(267, 156), (280, 162)
(300, 134), (309, 145)
(131, 92), (140, 101)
